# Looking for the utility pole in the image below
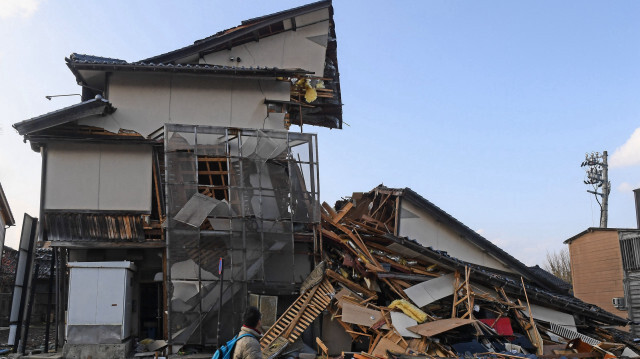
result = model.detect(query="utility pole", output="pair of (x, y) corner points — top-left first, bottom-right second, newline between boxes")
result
(581, 151), (610, 228)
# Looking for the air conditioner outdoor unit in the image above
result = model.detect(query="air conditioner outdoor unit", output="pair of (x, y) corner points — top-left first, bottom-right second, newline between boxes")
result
(612, 297), (627, 310)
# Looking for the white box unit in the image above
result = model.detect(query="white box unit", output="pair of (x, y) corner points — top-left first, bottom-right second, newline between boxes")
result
(612, 297), (627, 310)
(66, 261), (136, 344)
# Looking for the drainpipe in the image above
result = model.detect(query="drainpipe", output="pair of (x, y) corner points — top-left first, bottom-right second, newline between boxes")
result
(633, 188), (640, 229)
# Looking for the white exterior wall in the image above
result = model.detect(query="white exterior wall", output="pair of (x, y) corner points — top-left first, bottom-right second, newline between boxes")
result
(79, 73), (290, 136)
(398, 201), (514, 272)
(45, 143), (152, 212)
(202, 9), (331, 77)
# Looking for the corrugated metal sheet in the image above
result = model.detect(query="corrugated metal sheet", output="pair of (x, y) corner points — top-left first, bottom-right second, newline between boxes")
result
(45, 212), (145, 242)
(548, 323), (601, 346)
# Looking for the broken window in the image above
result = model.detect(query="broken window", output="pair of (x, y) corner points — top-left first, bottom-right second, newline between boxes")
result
(197, 156), (228, 202)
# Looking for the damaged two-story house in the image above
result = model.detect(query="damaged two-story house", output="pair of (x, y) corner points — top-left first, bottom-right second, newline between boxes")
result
(13, 1), (340, 356)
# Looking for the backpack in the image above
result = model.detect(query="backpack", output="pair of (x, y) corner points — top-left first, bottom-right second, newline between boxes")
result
(212, 334), (255, 359)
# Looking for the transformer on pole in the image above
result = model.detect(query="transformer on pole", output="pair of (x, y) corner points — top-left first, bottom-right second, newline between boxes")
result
(581, 151), (610, 228)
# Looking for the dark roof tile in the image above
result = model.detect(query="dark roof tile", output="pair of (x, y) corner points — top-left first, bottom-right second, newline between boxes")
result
(69, 53), (127, 64)
(66, 53), (311, 77)
(13, 97), (115, 136)
(528, 265), (572, 292)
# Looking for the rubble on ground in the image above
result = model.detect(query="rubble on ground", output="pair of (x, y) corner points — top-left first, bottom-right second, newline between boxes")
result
(260, 201), (639, 359)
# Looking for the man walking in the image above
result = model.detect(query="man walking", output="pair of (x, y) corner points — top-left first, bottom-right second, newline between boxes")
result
(233, 306), (263, 359)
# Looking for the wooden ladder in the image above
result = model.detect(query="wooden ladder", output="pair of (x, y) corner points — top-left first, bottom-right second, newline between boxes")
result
(260, 278), (335, 350)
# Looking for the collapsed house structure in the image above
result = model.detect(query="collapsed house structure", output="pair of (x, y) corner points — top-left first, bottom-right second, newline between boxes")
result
(256, 188), (640, 359)
(13, 1), (340, 357)
(9, 1), (640, 358)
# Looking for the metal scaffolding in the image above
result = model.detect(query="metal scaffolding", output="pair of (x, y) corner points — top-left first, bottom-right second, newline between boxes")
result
(164, 124), (319, 346)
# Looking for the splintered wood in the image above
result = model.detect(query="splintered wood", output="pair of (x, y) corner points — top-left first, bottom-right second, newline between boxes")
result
(260, 278), (334, 350)
(262, 190), (638, 359)
(451, 267), (473, 319)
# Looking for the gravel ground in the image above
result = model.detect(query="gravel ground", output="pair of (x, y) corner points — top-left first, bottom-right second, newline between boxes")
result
(0, 324), (56, 353)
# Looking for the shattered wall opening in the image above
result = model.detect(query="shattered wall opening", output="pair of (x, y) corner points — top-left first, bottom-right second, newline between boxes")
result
(164, 124), (319, 346)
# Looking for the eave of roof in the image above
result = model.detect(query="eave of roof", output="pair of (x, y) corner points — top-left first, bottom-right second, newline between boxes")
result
(143, 0), (332, 64)
(66, 55), (312, 78)
(0, 182), (15, 226)
(379, 185), (568, 293)
(528, 264), (572, 292)
(13, 97), (115, 136)
(563, 227), (640, 244)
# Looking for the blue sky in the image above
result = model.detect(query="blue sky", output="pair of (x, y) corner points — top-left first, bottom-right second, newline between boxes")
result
(1, 0), (640, 266)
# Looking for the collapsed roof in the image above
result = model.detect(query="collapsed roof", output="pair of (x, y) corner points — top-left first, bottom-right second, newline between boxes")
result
(257, 201), (636, 358)
(346, 185), (572, 294)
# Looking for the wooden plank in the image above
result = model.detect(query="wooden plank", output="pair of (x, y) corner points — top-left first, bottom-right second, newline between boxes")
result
(377, 273), (438, 282)
(407, 318), (476, 337)
(341, 301), (388, 329)
(333, 201), (354, 223)
(520, 277), (544, 356)
(321, 228), (346, 244)
(322, 202), (339, 218)
(316, 337), (328, 359)
(371, 338), (407, 359)
(322, 212), (383, 270)
(335, 288), (362, 308)
(194, 170), (227, 175)
(369, 333), (382, 354)
(326, 269), (377, 298)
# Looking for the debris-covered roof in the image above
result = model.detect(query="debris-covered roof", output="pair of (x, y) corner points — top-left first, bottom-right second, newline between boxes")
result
(143, 0), (332, 64)
(13, 96), (115, 136)
(385, 233), (627, 326)
(364, 185), (571, 294)
(260, 203), (636, 358)
(0, 182), (15, 227)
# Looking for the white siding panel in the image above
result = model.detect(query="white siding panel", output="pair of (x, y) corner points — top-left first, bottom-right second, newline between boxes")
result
(399, 201), (513, 272)
(523, 304), (576, 330)
(203, 17), (330, 76)
(45, 143), (152, 212)
(83, 73), (291, 135)
(45, 143), (100, 210)
(98, 145), (152, 211)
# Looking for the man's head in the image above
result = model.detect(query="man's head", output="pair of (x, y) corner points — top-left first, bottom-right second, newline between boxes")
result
(243, 306), (262, 328)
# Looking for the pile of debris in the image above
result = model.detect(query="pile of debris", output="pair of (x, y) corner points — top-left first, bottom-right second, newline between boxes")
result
(259, 202), (640, 359)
